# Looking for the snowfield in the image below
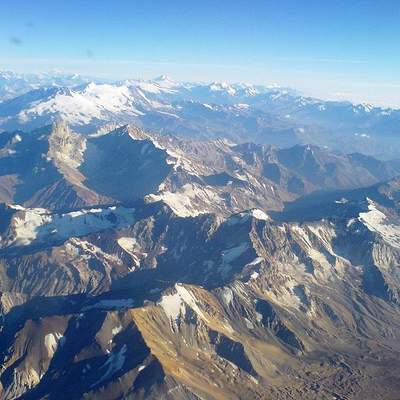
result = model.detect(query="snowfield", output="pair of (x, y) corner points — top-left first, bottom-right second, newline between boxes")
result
(18, 83), (144, 125)
(359, 199), (400, 248)
(3, 205), (136, 248)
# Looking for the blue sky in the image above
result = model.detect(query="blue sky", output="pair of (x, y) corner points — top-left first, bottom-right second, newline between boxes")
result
(1, 0), (399, 106)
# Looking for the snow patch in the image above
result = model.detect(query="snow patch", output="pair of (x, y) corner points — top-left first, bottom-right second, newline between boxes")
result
(359, 200), (400, 248)
(44, 332), (63, 357)
(111, 325), (123, 337)
(251, 209), (269, 221)
(159, 284), (209, 327)
(221, 287), (234, 305)
(147, 184), (223, 217)
(247, 257), (264, 266)
(160, 292), (185, 324)
(5, 206), (136, 248)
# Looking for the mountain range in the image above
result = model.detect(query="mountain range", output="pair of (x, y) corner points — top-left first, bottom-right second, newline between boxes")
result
(0, 72), (399, 399)
(0, 72), (399, 159)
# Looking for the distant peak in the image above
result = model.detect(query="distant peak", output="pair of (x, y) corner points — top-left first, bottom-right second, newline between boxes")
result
(154, 74), (173, 82)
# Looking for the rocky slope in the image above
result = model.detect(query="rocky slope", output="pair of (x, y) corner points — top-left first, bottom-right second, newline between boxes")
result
(0, 123), (399, 399)
(0, 171), (399, 398)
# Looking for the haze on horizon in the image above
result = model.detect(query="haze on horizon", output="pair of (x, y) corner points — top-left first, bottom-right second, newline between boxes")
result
(1, 0), (399, 107)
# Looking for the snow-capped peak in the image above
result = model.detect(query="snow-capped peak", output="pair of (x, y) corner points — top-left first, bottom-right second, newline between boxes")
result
(152, 74), (177, 88)
(154, 74), (172, 82)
